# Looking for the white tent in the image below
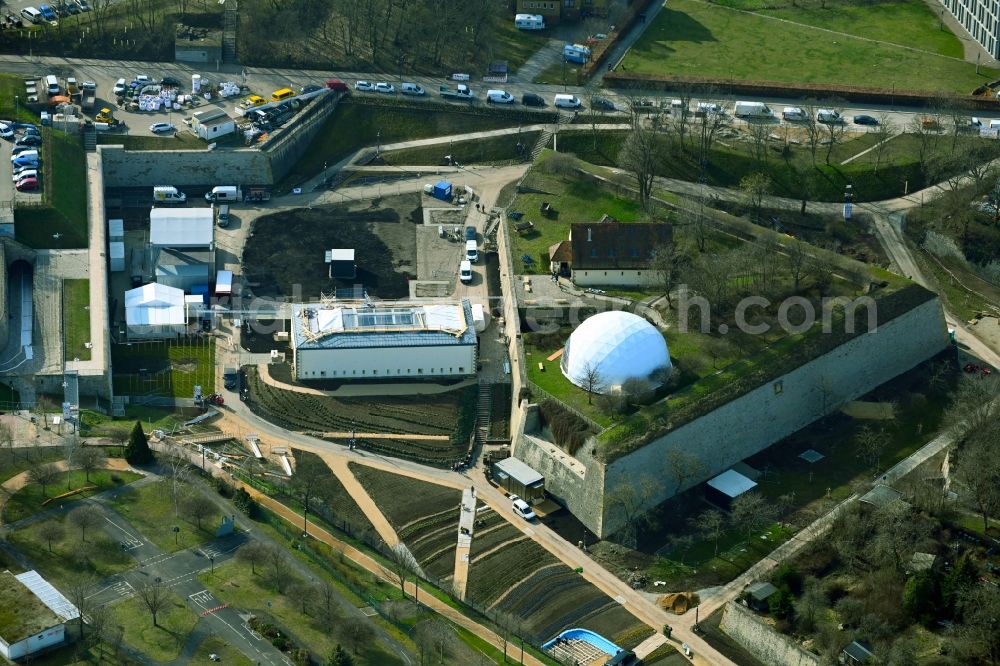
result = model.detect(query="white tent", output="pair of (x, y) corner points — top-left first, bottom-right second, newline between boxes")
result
(125, 283), (186, 339)
(560, 311), (671, 393)
(150, 208), (214, 248)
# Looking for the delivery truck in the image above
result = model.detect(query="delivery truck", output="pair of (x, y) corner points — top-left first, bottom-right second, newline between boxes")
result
(733, 101), (773, 119)
(439, 84), (474, 101)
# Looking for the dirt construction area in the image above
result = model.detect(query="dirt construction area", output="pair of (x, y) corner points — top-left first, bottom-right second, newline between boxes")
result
(241, 194), (423, 300)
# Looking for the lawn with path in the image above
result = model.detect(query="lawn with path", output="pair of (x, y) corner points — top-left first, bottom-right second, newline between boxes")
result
(7, 515), (134, 587)
(620, 0), (999, 92)
(62, 279), (91, 362)
(14, 129), (89, 250)
(108, 478), (222, 552)
(380, 131), (542, 167)
(111, 337), (216, 398)
(3, 469), (141, 523)
(114, 591), (199, 662)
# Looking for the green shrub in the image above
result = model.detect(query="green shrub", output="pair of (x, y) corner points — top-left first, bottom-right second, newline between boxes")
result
(539, 399), (592, 454)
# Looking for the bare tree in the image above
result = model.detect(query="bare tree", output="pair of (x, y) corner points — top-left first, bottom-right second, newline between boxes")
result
(237, 540), (268, 575)
(954, 430), (1000, 533)
(263, 542), (289, 592)
(342, 616), (375, 655)
(606, 474), (659, 548)
(65, 578), (95, 637)
(291, 450), (330, 535)
(871, 113), (896, 175)
(136, 580), (170, 627)
(690, 509), (726, 557)
(649, 237), (688, 309)
(784, 238), (810, 291)
(671, 84), (696, 148)
(822, 111), (846, 165)
(163, 448), (191, 518)
(730, 491), (778, 547)
(38, 520), (65, 552)
(317, 580), (340, 626)
(617, 125), (661, 210)
(77, 446), (105, 483)
(745, 121), (771, 164)
(854, 425), (890, 471)
(943, 376), (1000, 440)
(289, 579), (320, 616)
(69, 505), (103, 542)
(740, 172), (771, 223)
(181, 492), (216, 530)
(579, 361), (605, 404)
(415, 619), (451, 665)
(387, 543), (419, 601)
(29, 463), (60, 497)
(695, 98), (729, 171)
(799, 101), (823, 165)
(665, 449), (705, 494)
(0, 421), (14, 462)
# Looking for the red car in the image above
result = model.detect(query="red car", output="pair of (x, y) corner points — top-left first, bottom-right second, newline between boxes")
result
(325, 79), (349, 93)
(15, 177), (38, 192)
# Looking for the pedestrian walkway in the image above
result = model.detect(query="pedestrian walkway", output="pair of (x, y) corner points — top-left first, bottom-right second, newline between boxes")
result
(321, 455), (400, 547)
(452, 487), (476, 600)
(512, 39), (564, 85)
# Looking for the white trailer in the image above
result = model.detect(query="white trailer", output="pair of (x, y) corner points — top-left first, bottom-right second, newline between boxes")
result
(734, 101), (773, 119)
(515, 13), (545, 30)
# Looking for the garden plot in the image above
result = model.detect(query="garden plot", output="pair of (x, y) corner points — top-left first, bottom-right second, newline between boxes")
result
(399, 506), (461, 580)
(245, 369), (476, 464)
(111, 337), (215, 398)
(467, 536), (649, 644)
(291, 450), (380, 542)
(349, 464), (461, 530)
(242, 194), (422, 300)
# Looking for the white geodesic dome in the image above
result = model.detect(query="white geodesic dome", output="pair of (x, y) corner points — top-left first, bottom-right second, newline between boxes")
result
(560, 311), (671, 394)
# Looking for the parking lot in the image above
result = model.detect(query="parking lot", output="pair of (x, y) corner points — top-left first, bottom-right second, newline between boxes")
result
(2, 121), (44, 203)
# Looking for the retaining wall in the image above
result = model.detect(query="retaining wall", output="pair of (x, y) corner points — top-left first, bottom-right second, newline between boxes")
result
(0, 243), (7, 353)
(263, 91), (343, 183)
(517, 296), (949, 537)
(720, 602), (821, 666)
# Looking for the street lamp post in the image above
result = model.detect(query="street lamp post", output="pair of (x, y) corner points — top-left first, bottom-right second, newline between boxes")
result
(14, 96), (18, 120)
(210, 555), (215, 573)
(173, 526), (180, 545)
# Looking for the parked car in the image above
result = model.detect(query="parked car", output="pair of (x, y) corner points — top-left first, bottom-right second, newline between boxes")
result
(15, 178), (39, 192)
(13, 162), (37, 175)
(300, 83), (321, 94)
(464, 225), (476, 241)
(0, 123), (13, 140)
(149, 122), (175, 133)
(354, 80), (375, 92)
(15, 135), (42, 147)
(11, 145), (37, 156)
(134, 74), (150, 85)
(512, 497), (536, 521)
(781, 107), (807, 121)
(113, 78), (127, 95)
(160, 76), (182, 87)
(38, 4), (57, 21)
(12, 169), (37, 182)
(592, 96), (616, 112)
(12, 156), (39, 168)
(374, 82), (395, 94)
(401, 83), (425, 96)
(853, 114), (879, 126)
(65, 2), (80, 14)
(74, 0), (90, 11)
(522, 92), (545, 107)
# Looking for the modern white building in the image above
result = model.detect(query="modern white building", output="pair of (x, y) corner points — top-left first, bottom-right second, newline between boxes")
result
(0, 570), (79, 661)
(191, 107), (236, 140)
(125, 283), (187, 339)
(939, 0), (1000, 58)
(291, 299), (478, 381)
(561, 311), (671, 393)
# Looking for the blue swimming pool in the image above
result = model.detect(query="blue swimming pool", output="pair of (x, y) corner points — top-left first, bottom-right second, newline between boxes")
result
(542, 628), (622, 656)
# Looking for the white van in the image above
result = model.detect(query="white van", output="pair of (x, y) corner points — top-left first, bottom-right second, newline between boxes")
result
(817, 109), (841, 124)
(514, 13), (545, 30)
(400, 83), (425, 96)
(45, 75), (60, 95)
(782, 107), (807, 121)
(733, 101), (772, 119)
(21, 7), (43, 23)
(486, 90), (514, 104)
(459, 260), (473, 283)
(205, 186), (241, 202)
(465, 239), (478, 263)
(554, 94), (581, 109)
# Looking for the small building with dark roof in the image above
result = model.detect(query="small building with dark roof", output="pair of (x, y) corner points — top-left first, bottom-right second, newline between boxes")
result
(745, 581), (779, 612)
(841, 639), (875, 665)
(859, 484), (906, 510)
(549, 222), (672, 287)
(705, 469), (758, 510)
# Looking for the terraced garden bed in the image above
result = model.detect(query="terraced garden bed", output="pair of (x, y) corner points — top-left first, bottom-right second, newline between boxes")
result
(289, 451), (380, 542)
(468, 536), (651, 644)
(470, 521), (525, 560)
(349, 464), (461, 533)
(245, 369), (476, 465)
(400, 506), (461, 576)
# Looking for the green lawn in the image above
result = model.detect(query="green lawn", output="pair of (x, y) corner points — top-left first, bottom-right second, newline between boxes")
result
(278, 101), (551, 191)
(525, 343), (615, 427)
(620, 0), (999, 93)
(0, 447), (62, 484)
(111, 338), (216, 398)
(508, 159), (644, 271)
(7, 516), (134, 587)
(98, 133), (208, 150)
(3, 469), (141, 523)
(63, 279), (92, 362)
(114, 592), (199, 662)
(109, 479), (222, 552)
(0, 74), (42, 124)
(192, 636), (254, 666)
(534, 62), (583, 86)
(380, 131), (541, 166)
(80, 406), (194, 438)
(15, 129), (89, 249)
(556, 129), (959, 203)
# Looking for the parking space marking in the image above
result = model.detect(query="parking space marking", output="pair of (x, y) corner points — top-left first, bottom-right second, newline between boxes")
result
(104, 516), (143, 549)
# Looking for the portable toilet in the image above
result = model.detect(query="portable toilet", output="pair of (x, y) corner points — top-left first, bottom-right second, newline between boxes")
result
(432, 180), (453, 202)
(109, 242), (125, 272)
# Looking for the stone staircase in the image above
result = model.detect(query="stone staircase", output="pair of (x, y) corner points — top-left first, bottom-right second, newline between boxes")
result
(475, 383), (493, 446)
(82, 125), (96, 152)
(222, 1), (238, 63)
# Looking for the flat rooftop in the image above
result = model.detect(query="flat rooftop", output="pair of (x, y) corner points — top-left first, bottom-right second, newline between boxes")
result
(292, 299), (478, 350)
(0, 572), (62, 645)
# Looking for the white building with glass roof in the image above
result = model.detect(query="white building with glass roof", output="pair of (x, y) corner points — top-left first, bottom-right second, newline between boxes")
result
(290, 299), (478, 381)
